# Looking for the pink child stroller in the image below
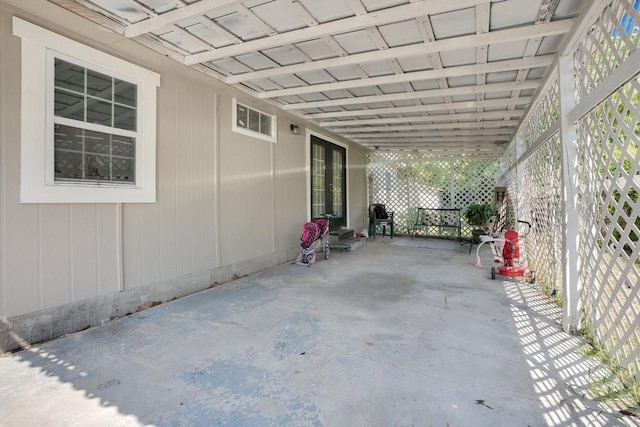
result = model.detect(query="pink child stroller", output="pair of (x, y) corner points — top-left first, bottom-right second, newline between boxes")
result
(294, 218), (330, 266)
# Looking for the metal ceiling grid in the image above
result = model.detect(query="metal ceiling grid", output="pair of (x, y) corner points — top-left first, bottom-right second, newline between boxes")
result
(50, 0), (587, 155)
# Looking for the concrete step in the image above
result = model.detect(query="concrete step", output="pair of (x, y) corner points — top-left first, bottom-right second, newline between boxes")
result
(330, 236), (366, 252)
(329, 228), (354, 242)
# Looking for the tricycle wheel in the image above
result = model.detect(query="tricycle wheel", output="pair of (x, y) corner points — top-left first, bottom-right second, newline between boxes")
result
(491, 267), (496, 280)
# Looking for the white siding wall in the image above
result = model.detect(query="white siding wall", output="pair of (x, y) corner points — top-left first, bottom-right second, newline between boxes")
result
(0, 3), (367, 350)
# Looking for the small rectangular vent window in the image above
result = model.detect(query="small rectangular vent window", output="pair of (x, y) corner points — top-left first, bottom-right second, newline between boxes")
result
(232, 99), (276, 143)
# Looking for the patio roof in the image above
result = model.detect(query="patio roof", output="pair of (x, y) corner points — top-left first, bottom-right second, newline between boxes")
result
(49, 0), (586, 155)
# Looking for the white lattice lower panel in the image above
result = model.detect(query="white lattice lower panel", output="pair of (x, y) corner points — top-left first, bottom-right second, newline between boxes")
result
(577, 74), (640, 382)
(520, 135), (564, 298)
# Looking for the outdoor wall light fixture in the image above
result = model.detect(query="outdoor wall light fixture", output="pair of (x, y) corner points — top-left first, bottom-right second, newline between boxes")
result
(290, 124), (300, 135)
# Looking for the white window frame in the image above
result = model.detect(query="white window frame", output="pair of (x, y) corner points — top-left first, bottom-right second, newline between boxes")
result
(232, 98), (277, 143)
(13, 18), (161, 203)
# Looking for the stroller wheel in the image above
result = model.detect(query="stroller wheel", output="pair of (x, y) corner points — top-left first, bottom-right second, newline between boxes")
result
(530, 270), (536, 284)
(491, 267), (496, 280)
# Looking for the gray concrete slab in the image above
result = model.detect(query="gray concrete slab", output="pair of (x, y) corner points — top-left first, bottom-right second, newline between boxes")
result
(0, 238), (636, 426)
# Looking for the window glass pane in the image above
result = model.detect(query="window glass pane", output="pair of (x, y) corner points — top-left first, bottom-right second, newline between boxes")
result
(54, 124), (83, 151)
(236, 104), (247, 128)
(55, 89), (84, 121)
(55, 150), (83, 180)
(86, 69), (112, 100)
(86, 97), (112, 126)
(259, 113), (271, 136)
(248, 109), (260, 132)
(114, 79), (136, 107)
(85, 131), (111, 155)
(86, 154), (111, 181)
(311, 144), (326, 218)
(54, 124), (135, 184)
(54, 125), (84, 180)
(112, 135), (135, 157)
(112, 157), (135, 182)
(55, 59), (84, 93)
(333, 151), (343, 215)
(114, 105), (136, 131)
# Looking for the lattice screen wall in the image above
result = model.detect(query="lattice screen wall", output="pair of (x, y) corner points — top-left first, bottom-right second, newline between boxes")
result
(575, 0), (640, 385)
(498, 0), (640, 385)
(367, 152), (500, 237)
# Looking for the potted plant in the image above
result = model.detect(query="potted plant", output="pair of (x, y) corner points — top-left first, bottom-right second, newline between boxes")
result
(463, 203), (495, 230)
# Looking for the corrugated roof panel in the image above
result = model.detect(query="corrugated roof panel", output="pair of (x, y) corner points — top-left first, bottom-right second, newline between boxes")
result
(89, 0), (148, 22)
(321, 89), (354, 99)
(537, 34), (565, 55)
(430, 7), (476, 40)
(251, 1), (308, 33)
(236, 52), (277, 70)
(295, 39), (341, 60)
(379, 83), (413, 93)
(210, 58), (252, 74)
(447, 75), (479, 87)
(332, 30), (379, 54)
(325, 66), (363, 81)
(349, 87), (383, 96)
(262, 46), (310, 66)
(439, 47), (478, 67)
(269, 74), (308, 88)
(186, 23), (236, 48)
(297, 0), (354, 23)
(485, 71), (519, 84)
(411, 79), (445, 90)
(137, 0), (177, 14)
(296, 69), (336, 85)
(487, 40), (529, 62)
(397, 56), (434, 73)
(359, 61), (395, 77)
(159, 31), (209, 54)
(361, 0), (409, 12)
(490, 0), (542, 30)
(215, 12), (268, 41)
(378, 20), (423, 47)
(249, 78), (285, 91)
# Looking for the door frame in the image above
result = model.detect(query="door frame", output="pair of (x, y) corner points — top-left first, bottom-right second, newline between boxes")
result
(305, 129), (349, 228)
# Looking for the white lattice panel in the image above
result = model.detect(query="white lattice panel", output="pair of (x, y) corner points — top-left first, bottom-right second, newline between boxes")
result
(577, 73), (640, 382)
(521, 78), (560, 150)
(574, 0), (640, 103)
(367, 152), (499, 237)
(521, 134), (564, 298)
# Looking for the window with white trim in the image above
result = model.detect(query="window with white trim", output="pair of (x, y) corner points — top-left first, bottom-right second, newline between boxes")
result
(232, 99), (277, 143)
(53, 57), (137, 184)
(13, 18), (160, 203)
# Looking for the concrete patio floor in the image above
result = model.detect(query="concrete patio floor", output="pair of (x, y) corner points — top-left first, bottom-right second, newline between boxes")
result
(0, 238), (636, 426)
